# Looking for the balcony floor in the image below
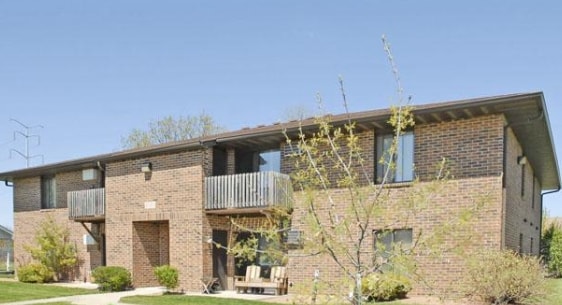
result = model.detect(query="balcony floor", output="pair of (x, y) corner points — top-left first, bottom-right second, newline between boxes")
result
(205, 206), (276, 215)
(70, 215), (105, 223)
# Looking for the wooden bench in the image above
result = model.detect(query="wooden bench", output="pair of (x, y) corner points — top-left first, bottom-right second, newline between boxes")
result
(234, 265), (288, 295)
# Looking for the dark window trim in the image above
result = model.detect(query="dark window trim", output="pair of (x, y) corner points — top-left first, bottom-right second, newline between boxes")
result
(41, 175), (57, 209)
(375, 130), (414, 184)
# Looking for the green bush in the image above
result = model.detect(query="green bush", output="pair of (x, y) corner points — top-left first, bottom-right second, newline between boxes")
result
(464, 250), (546, 305)
(17, 263), (54, 283)
(154, 265), (179, 291)
(91, 266), (132, 292)
(24, 216), (78, 281)
(361, 272), (412, 302)
(548, 228), (562, 277)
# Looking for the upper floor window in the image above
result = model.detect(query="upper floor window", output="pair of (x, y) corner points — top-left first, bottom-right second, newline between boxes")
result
(258, 149), (280, 172)
(41, 175), (56, 209)
(376, 131), (414, 183)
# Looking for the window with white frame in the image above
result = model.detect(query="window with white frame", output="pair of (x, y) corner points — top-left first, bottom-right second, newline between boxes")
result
(376, 131), (414, 183)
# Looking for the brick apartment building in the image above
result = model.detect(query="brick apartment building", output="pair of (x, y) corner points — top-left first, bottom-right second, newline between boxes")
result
(0, 92), (558, 294)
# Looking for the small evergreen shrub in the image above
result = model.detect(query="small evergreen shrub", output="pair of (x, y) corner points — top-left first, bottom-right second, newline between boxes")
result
(361, 272), (411, 302)
(464, 250), (546, 305)
(17, 263), (54, 283)
(153, 265), (179, 291)
(92, 266), (132, 291)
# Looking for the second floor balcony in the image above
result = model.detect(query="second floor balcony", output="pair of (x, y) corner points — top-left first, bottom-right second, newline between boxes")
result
(68, 188), (105, 222)
(205, 171), (293, 214)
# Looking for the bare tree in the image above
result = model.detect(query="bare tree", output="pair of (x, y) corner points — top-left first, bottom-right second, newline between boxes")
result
(121, 112), (225, 149)
(280, 36), (489, 304)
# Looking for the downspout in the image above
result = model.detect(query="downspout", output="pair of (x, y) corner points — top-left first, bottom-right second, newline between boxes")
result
(501, 110), (544, 249)
(4, 181), (13, 187)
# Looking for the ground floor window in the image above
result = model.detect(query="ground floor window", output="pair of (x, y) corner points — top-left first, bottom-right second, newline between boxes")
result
(373, 228), (413, 259)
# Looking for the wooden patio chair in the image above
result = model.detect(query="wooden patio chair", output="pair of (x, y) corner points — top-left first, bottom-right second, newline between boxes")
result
(234, 265), (261, 293)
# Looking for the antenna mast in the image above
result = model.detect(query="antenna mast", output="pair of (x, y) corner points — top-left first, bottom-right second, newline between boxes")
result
(10, 119), (44, 168)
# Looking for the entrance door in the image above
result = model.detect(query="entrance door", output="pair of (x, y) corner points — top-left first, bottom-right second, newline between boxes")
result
(212, 230), (228, 290)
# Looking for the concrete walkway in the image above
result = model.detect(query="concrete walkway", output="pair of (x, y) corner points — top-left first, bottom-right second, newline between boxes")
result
(1, 286), (165, 305)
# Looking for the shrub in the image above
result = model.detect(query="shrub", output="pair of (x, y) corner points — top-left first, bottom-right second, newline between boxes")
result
(24, 216), (78, 281)
(464, 250), (546, 305)
(153, 265), (179, 291)
(91, 266), (132, 292)
(548, 228), (562, 277)
(361, 272), (412, 302)
(17, 263), (54, 283)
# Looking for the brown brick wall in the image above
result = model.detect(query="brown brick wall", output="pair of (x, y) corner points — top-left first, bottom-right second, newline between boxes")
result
(415, 114), (505, 180)
(105, 149), (207, 290)
(287, 173), (503, 296)
(504, 127), (542, 254)
(281, 129), (376, 186)
(285, 115), (507, 296)
(57, 169), (104, 208)
(132, 221), (170, 287)
(13, 209), (101, 281)
(13, 171), (103, 281)
(13, 177), (41, 212)
(10, 112), (542, 297)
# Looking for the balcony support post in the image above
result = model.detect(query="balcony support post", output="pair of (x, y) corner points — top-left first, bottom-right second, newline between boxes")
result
(79, 222), (100, 244)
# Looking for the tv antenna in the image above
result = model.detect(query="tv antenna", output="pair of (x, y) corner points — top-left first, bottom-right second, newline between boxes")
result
(9, 118), (44, 168)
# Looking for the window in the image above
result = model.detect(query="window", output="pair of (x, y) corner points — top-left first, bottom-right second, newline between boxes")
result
(258, 149), (281, 172)
(376, 131), (414, 183)
(374, 228), (413, 259)
(41, 175), (56, 209)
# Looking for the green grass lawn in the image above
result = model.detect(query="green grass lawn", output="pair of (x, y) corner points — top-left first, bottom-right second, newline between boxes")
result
(120, 279), (562, 305)
(120, 295), (285, 305)
(120, 295), (425, 305)
(544, 278), (562, 305)
(0, 281), (98, 303)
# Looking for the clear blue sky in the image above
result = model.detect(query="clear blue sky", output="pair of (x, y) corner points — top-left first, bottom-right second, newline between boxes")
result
(1, 1), (562, 229)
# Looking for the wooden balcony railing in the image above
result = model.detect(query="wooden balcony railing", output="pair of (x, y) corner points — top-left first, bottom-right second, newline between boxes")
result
(205, 171), (293, 212)
(68, 188), (105, 221)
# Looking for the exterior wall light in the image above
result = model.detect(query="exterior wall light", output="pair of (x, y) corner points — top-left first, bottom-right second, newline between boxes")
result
(141, 161), (152, 173)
